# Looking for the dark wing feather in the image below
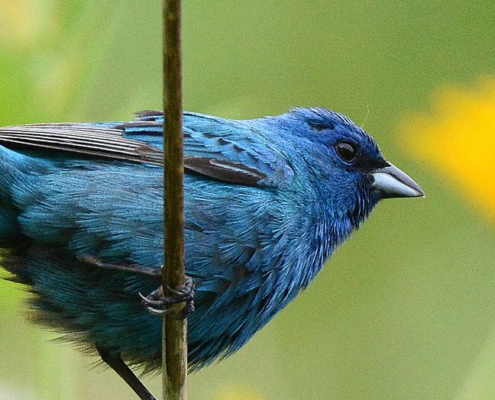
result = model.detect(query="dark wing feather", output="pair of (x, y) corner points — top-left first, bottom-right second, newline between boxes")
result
(0, 124), (163, 165)
(184, 156), (267, 186)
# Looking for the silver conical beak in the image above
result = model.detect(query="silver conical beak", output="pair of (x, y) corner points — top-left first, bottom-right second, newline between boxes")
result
(371, 163), (425, 199)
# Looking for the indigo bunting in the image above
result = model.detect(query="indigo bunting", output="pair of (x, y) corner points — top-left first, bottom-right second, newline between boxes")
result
(0, 108), (423, 399)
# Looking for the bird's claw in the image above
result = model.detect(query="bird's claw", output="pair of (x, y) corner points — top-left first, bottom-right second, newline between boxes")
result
(139, 276), (195, 319)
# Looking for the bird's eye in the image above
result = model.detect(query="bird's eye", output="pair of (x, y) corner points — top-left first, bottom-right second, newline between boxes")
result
(335, 141), (357, 163)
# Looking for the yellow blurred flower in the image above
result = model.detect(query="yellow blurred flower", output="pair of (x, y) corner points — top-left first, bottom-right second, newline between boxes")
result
(215, 384), (267, 400)
(400, 77), (495, 221)
(0, 0), (58, 48)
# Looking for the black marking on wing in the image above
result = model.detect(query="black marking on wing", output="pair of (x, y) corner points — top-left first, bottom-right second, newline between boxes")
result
(114, 121), (163, 133)
(185, 156), (266, 186)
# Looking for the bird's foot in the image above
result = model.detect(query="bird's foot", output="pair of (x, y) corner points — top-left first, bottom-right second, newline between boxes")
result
(140, 276), (195, 319)
(78, 256), (195, 318)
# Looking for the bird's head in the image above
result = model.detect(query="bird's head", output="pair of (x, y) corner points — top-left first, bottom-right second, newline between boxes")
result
(277, 107), (424, 225)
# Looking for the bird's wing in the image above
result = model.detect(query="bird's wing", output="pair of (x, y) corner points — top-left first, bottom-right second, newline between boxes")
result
(122, 111), (295, 187)
(0, 111), (294, 187)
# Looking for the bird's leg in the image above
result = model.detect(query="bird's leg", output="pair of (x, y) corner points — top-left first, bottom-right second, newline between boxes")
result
(77, 255), (162, 278)
(140, 276), (195, 318)
(78, 255), (195, 318)
(96, 346), (157, 400)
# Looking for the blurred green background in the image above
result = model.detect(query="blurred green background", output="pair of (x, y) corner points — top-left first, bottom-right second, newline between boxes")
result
(1, 1), (495, 399)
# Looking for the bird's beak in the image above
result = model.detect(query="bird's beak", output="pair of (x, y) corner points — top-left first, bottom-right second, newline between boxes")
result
(371, 163), (425, 199)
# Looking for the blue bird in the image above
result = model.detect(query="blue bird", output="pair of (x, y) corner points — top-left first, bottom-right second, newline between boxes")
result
(0, 108), (423, 399)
